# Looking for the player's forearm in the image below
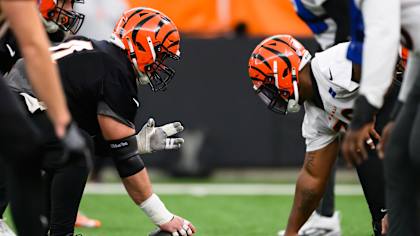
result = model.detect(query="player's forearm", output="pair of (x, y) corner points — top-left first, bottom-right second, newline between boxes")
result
(123, 168), (174, 226)
(2, 1), (71, 135)
(285, 170), (325, 235)
(359, 0), (400, 109)
(122, 168), (153, 205)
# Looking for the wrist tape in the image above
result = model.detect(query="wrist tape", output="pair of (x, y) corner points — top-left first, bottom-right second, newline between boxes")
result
(140, 193), (173, 225)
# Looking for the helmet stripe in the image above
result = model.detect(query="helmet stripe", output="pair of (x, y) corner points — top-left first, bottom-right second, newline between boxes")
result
(250, 66), (270, 78)
(261, 45), (292, 71)
(167, 40), (180, 48)
(252, 53), (272, 71)
(135, 13), (159, 30)
(120, 9), (145, 36)
(161, 29), (177, 45)
(271, 37), (301, 55)
(131, 13), (159, 47)
(154, 19), (166, 38)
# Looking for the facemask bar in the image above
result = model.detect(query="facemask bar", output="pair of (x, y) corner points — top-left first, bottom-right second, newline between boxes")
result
(254, 83), (289, 115)
(145, 62), (176, 92)
(49, 0), (85, 34)
(144, 42), (180, 92)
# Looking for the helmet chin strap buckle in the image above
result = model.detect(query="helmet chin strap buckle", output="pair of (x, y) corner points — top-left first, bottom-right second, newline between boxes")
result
(287, 67), (301, 113)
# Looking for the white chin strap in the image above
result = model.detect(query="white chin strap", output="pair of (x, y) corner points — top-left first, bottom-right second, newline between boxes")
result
(287, 68), (300, 113)
(299, 50), (312, 71)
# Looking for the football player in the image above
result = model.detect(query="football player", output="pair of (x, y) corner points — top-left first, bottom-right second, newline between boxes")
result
(342, 0), (420, 234)
(5, 7), (195, 236)
(278, 1), (351, 234)
(285, 1), (392, 235)
(0, 1), (88, 236)
(0, 1), (98, 234)
(247, 35), (403, 236)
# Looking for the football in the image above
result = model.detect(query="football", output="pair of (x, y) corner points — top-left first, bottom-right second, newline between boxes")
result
(148, 228), (172, 236)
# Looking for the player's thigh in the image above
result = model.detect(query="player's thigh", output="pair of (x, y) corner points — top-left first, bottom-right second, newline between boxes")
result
(303, 139), (339, 181)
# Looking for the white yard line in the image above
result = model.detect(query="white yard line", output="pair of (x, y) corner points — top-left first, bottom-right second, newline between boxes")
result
(84, 183), (363, 196)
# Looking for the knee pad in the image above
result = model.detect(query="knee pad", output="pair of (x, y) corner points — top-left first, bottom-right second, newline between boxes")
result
(108, 134), (144, 178)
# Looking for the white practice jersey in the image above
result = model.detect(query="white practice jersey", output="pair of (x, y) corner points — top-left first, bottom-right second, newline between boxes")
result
(302, 42), (359, 152)
(291, 0), (337, 50)
(356, 0), (420, 108)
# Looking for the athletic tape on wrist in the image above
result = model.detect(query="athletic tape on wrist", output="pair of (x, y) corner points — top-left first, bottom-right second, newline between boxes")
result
(140, 193), (174, 225)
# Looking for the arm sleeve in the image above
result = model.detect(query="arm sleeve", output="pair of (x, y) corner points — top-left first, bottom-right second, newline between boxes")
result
(322, 0), (350, 45)
(398, 52), (420, 102)
(359, 0), (400, 109)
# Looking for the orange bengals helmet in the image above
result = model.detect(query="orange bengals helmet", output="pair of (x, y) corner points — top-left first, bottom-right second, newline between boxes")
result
(110, 7), (181, 92)
(248, 35), (311, 114)
(38, 0), (85, 34)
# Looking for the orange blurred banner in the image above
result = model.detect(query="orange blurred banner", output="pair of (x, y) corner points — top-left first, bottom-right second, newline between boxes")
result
(127, 0), (312, 37)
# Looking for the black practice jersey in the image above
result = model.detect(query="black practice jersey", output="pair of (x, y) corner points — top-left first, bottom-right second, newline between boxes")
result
(0, 30), (21, 75)
(6, 36), (139, 136)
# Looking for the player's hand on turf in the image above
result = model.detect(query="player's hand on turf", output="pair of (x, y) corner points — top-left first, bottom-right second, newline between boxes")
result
(159, 216), (196, 236)
(342, 122), (380, 166)
(377, 122), (395, 159)
(137, 118), (184, 154)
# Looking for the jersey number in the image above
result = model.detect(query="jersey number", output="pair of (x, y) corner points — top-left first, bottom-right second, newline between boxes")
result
(332, 108), (353, 132)
(50, 40), (93, 61)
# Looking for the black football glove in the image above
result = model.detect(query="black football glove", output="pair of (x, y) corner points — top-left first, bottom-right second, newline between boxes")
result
(61, 122), (93, 169)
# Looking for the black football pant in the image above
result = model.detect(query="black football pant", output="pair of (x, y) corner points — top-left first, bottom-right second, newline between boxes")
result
(0, 160), (8, 219)
(29, 112), (91, 236)
(354, 78), (401, 236)
(385, 55), (420, 236)
(316, 165), (336, 217)
(0, 78), (45, 235)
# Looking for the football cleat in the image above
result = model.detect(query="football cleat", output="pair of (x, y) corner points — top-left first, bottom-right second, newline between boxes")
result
(75, 212), (102, 228)
(0, 219), (16, 236)
(277, 211), (341, 236)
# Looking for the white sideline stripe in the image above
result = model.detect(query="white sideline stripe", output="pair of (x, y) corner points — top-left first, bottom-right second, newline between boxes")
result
(84, 183), (363, 196)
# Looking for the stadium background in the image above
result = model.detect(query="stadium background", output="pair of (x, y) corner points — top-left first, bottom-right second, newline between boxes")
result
(74, 0), (324, 176)
(5, 1), (373, 235)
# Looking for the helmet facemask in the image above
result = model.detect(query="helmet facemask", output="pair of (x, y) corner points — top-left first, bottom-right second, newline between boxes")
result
(255, 83), (290, 114)
(46, 0), (85, 34)
(144, 44), (180, 92)
(253, 70), (300, 115)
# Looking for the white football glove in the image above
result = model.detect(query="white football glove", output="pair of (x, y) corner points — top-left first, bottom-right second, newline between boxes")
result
(137, 118), (184, 154)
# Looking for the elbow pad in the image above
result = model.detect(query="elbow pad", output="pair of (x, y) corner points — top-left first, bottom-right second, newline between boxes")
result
(108, 134), (145, 178)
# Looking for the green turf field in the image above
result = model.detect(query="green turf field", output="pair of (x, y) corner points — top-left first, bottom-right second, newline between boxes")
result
(71, 194), (372, 236)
